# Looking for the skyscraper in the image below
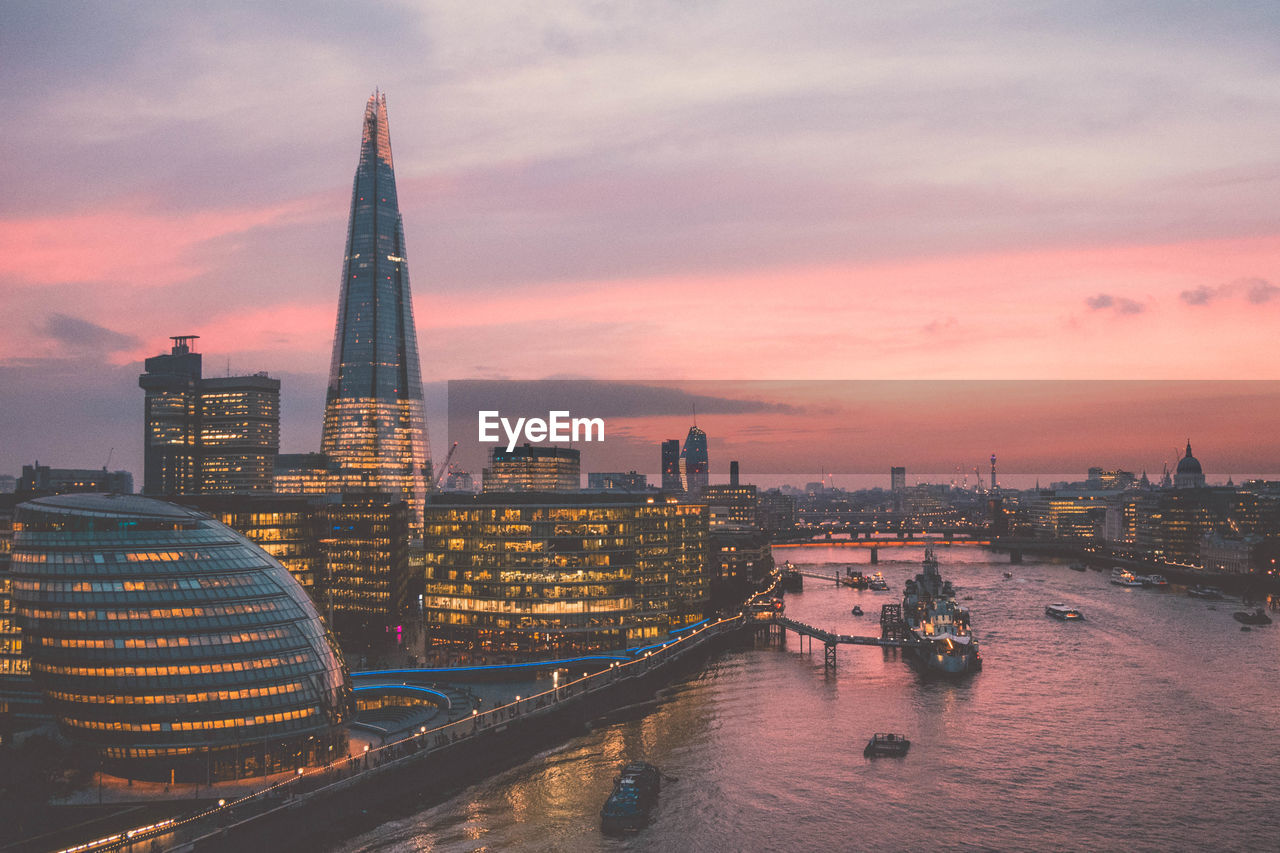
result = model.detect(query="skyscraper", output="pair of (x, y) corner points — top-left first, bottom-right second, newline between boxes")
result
(322, 92), (431, 532)
(680, 425), (709, 496)
(661, 439), (682, 492)
(139, 335), (280, 494)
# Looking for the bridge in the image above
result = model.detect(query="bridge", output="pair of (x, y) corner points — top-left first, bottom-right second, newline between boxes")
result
(763, 609), (917, 672)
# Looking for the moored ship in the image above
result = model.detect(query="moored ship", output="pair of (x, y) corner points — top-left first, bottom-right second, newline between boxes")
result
(901, 549), (981, 676)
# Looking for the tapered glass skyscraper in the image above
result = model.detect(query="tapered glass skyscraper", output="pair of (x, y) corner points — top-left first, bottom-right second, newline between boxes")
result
(322, 93), (431, 532)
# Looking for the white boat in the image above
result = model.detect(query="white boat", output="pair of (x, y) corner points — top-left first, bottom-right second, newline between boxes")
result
(1141, 574), (1169, 587)
(1045, 603), (1084, 621)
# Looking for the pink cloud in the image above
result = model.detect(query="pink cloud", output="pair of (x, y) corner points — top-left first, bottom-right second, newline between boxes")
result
(0, 195), (331, 288)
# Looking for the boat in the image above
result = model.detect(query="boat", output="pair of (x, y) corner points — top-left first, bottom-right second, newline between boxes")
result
(1069, 563), (1088, 572)
(1141, 574), (1169, 588)
(1003, 571), (1013, 579)
(780, 562), (803, 592)
(1110, 568), (1144, 587)
(839, 569), (870, 589)
(901, 548), (981, 676)
(1233, 607), (1272, 626)
(1188, 585), (1224, 600)
(1045, 604), (1084, 621)
(868, 572), (890, 591)
(851, 605), (863, 616)
(600, 761), (661, 835)
(864, 733), (911, 758)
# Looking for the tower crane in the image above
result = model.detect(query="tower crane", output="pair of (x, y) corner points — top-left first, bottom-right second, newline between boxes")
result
(433, 442), (459, 489)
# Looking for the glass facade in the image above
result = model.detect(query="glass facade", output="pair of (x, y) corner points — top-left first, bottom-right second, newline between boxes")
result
(482, 446), (581, 492)
(679, 426), (709, 496)
(422, 494), (708, 664)
(322, 93), (431, 535)
(10, 494), (351, 782)
(320, 495), (410, 651)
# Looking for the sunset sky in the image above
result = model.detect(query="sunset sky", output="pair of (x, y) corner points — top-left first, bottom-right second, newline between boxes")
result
(2, 2), (1279, 482)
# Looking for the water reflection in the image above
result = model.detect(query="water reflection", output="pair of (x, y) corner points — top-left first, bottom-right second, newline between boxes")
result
(334, 547), (1280, 852)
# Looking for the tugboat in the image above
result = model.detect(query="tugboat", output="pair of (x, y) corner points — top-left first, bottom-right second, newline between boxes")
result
(901, 549), (981, 676)
(600, 762), (662, 835)
(1233, 607), (1272, 626)
(864, 733), (910, 758)
(868, 572), (890, 591)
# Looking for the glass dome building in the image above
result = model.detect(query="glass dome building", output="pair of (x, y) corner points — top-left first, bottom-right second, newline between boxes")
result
(10, 494), (352, 782)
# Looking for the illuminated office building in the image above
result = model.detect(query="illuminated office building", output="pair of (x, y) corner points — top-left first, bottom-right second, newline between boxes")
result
(320, 495), (410, 652)
(321, 93), (431, 534)
(173, 495), (325, 593)
(483, 445), (581, 492)
(703, 483), (758, 530)
(679, 426), (709, 497)
(10, 494), (351, 782)
(139, 336), (280, 495)
(422, 494), (708, 663)
(273, 453), (334, 495)
(587, 471), (649, 491)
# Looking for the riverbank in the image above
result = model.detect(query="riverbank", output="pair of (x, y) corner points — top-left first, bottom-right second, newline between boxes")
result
(35, 614), (754, 853)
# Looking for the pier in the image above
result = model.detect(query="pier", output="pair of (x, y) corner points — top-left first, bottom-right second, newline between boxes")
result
(762, 609), (918, 673)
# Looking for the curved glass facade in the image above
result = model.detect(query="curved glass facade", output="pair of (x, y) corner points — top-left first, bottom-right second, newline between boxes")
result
(10, 494), (352, 782)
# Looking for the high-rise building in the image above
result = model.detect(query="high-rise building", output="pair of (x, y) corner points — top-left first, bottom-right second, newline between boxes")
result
(483, 445), (580, 492)
(679, 426), (709, 497)
(139, 336), (280, 495)
(891, 467), (906, 492)
(321, 494), (410, 652)
(321, 93), (431, 534)
(661, 439), (682, 492)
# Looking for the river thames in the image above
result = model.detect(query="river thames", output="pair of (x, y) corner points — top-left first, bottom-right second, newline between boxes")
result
(332, 546), (1280, 852)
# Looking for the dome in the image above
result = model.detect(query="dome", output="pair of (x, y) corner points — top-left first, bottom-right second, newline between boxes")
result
(1176, 441), (1202, 475)
(11, 493), (352, 782)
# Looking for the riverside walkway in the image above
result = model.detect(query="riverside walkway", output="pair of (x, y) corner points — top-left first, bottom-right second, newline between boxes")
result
(49, 614), (751, 853)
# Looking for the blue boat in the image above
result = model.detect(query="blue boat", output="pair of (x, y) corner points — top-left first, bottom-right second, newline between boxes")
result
(600, 761), (661, 834)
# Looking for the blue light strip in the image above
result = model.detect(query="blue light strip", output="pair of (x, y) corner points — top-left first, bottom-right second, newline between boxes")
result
(352, 684), (451, 702)
(353, 654), (630, 678)
(669, 617), (712, 635)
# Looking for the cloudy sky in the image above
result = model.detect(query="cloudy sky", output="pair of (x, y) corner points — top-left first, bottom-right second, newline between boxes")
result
(2, 1), (1278, 482)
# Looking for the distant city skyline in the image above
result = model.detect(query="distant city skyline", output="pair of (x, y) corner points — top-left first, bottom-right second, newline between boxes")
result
(2, 3), (1279, 480)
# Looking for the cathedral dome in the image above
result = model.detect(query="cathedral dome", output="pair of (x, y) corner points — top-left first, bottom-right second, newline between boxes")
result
(1176, 441), (1202, 475)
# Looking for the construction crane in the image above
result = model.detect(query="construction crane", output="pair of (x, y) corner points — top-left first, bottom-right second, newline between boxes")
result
(433, 442), (459, 489)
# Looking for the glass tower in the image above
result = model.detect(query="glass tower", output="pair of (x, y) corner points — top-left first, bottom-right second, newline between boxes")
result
(322, 93), (431, 532)
(680, 425), (709, 497)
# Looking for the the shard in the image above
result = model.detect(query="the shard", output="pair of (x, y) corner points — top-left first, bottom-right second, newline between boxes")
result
(322, 92), (431, 533)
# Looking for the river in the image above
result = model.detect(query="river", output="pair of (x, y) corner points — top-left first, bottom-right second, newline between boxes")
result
(331, 546), (1280, 852)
